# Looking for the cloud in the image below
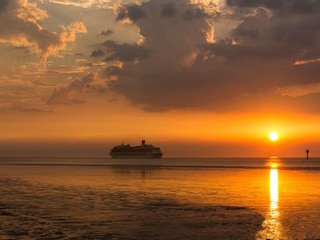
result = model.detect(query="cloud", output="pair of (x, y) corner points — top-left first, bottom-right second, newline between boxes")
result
(91, 49), (105, 58)
(46, 0), (113, 8)
(0, 0), (87, 63)
(46, 73), (106, 105)
(0, 0), (9, 12)
(89, 0), (320, 112)
(0, 74), (51, 112)
(101, 28), (114, 36)
(226, 0), (320, 14)
(116, 4), (146, 23)
(161, 2), (177, 17)
(47, 0), (96, 7)
(277, 83), (320, 98)
(92, 40), (151, 62)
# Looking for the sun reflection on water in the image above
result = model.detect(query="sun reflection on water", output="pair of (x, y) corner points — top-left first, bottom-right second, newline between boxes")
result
(270, 168), (279, 216)
(256, 162), (284, 240)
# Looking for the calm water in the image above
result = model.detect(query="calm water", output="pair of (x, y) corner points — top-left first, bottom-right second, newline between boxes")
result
(1, 158), (320, 240)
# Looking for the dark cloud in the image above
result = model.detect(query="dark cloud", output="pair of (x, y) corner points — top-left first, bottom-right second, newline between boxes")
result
(0, 0), (9, 12)
(98, 0), (320, 112)
(91, 49), (105, 58)
(101, 28), (113, 36)
(97, 40), (151, 62)
(227, 0), (269, 8)
(226, 0), (320, 14)
(116, 4), (146, 23)
(272, 14), (320, 50)
(182, 8), (208, 20)
(161, 3), (176, 17)
(232, 8), (269, 42)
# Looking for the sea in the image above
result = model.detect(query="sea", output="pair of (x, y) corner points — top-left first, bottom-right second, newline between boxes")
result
(1, 157), (320, 240)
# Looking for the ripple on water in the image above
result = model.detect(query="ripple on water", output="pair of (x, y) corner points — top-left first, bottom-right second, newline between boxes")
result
(0, 177), (264, 240)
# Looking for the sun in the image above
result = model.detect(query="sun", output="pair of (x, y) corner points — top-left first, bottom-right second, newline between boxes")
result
(269, 131), (279, 141)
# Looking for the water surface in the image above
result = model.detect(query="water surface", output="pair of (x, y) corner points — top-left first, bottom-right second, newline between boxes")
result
(1, 158), (320, 239)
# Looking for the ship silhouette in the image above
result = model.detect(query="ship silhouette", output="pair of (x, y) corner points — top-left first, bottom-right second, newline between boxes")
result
(109, 140), (163, 159)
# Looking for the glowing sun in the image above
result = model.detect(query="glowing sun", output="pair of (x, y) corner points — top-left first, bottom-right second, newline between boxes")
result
(269, 131), (279, 141)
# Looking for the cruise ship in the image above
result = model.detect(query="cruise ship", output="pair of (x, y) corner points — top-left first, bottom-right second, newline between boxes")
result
(109, 140), (163, 159)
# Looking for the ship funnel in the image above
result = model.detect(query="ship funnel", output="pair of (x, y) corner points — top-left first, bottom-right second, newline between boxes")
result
(142, 140), (146, 145)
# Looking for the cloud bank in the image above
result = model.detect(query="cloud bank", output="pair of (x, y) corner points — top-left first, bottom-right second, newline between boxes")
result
(87, 0), (320, 112)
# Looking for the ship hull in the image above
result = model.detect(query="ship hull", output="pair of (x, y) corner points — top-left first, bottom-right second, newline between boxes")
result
(110, 153), (162, 159)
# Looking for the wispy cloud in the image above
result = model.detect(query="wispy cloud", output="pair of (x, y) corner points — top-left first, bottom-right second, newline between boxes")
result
(277, 83), (320, 98)
(46, 0), (113, 8)
(0, 74), (51, 112)
(46, 73), (106, 105)
(295, 58), (320, 66)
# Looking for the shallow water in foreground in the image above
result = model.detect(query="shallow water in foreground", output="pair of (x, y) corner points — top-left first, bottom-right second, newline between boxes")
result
(1, 158), (320, 239)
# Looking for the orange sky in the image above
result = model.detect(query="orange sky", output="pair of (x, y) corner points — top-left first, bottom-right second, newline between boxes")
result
(2, 100), (320, 157)
(1, 0), (320, 158)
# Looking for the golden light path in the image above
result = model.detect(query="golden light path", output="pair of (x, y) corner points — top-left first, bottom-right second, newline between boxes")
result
(270, 168), (279, 217)
(256, 162), (283, 239)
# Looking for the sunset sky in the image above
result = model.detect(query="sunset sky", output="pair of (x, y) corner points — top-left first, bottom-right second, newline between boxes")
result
(1, 0), (320, 158)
